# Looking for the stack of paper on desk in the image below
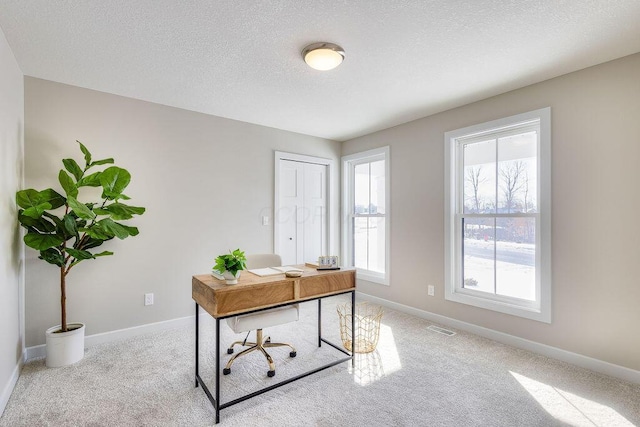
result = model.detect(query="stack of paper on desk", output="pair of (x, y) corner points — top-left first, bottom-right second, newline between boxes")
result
(248, 266), (304, 277)
(247, 267), (283, 277)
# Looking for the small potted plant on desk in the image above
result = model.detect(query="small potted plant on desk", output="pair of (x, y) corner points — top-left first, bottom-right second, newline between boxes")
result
(214, 249), (247, 284)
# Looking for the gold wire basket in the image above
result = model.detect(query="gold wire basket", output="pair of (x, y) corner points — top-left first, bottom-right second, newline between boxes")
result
(337, 302), (383, 353)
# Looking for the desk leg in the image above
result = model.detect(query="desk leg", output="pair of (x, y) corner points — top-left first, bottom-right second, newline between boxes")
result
(195, 303), (199, 388)
(215, 318), (220, 424)
(317, 299), (322, 347)
(351, 291), (356, 368)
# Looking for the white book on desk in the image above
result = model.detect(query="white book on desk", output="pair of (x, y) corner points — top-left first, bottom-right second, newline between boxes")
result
(248, 267), (283, 277)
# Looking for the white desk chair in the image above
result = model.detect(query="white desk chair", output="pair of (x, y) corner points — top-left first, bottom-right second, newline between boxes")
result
(223, 254), (299, 377)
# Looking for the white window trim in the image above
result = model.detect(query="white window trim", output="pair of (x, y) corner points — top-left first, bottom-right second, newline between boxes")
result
(342, 146), (390, 285)
(444, 108), (551, 323)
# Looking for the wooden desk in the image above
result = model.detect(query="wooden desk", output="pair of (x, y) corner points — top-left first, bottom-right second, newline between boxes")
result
(193, 266), (356, 424)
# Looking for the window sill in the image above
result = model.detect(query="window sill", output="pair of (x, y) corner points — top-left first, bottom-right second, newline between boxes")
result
(445, 289), (550, 323)
(356, 270), (389, 286)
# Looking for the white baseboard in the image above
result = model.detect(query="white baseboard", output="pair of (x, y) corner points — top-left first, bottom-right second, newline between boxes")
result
(25, 315), (197, 361)
(0, 358), (22, 416)
(357, 292), (640, 385)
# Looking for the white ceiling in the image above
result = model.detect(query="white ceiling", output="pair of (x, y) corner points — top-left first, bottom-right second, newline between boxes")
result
(1, 1), (640, 141)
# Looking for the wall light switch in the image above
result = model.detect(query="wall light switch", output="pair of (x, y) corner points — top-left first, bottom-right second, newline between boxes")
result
(262, 216), (269, 226)
(428, 285), (435, 297)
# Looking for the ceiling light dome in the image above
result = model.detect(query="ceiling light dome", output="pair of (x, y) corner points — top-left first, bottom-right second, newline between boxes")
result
(302, 42), (345, 71)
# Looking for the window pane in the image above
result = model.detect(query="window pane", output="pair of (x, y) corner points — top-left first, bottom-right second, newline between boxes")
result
(354, 163), (370, 214)
(496, 217), (536, 301)
(497, 132), (537, 213)
(462, 217), (495, 294)
(353, 216), (385, 273)
(463, 140), (496, 214)
(368, 217), (385, 273)
(370, 160), (385, 214)
(353, 217), (367, 269)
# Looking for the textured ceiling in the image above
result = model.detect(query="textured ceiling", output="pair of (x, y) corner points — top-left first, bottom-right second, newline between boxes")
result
(1, 1), (640, 141)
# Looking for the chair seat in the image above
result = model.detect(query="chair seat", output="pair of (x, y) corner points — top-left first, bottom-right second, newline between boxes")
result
(226, 304), (299, 333)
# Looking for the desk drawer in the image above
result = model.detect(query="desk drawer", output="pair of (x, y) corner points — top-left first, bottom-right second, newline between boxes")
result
(216, 281), (294, 315)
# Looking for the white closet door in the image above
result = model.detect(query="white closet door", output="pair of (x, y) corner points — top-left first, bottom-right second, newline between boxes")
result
(276, 159), (328, 265)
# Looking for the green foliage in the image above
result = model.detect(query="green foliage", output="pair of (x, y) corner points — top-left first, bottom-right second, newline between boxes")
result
(213, 249), (247, 276)
(15, 141), (146, 331)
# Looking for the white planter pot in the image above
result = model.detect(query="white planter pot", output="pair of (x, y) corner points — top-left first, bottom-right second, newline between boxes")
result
(45, 323), (85, 368)
(223, 270), (241, 285)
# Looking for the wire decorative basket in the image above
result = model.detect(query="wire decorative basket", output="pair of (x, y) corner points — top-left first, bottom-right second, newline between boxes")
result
(337, 302), (383, 353)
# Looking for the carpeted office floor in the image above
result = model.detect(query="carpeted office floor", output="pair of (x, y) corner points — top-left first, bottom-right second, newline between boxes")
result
(2, 295), (639, 426)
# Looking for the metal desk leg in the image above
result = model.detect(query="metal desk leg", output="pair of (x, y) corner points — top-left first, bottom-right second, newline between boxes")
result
(317, 299), (322, 347)
(195, 303), (199, 388)
(215, 318), (220, 424)
(351, 291), (356, 368)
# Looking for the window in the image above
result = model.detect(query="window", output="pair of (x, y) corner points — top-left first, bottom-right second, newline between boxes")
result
(342, 147), (390, 285)
(444, 108), (551, 322)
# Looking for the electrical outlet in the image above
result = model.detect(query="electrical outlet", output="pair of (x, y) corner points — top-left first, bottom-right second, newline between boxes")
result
(428, 285), (435, 296)
(144, 293), (154, 306)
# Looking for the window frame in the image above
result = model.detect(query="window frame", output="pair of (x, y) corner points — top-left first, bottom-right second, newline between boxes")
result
(444, 108), (551, 322)
(342, 146), (390, 285)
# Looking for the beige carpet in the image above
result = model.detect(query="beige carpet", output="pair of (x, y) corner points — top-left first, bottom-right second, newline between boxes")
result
(2, 295), (639, 426)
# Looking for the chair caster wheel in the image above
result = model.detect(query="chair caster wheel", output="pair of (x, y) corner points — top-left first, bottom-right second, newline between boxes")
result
(223, 368), (231, 375)
(289, 351), (297, 357)
(267, 370), (275, 377)
(227, 348), (234, 354)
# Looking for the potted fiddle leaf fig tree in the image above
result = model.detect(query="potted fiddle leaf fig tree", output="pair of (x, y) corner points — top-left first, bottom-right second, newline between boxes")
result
(16, 141), (145, 367)
(214, 249), (247, 284)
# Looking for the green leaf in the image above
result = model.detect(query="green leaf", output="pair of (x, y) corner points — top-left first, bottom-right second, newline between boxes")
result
(98, 218), (130, 239)
(17, 188), (65, 210)
(102, 203), (146, 220)
(78, 141), (92, 167)
(65, 248), (95, 260)
(81, 237), (105, 250)
(58, 170), (78, 198)
(94, 251), (114, 257)
(119, 224), (139, 236)
(100, 167), (131, 199)
(39, 248), (65, 267)
(91, 158), (115, 166)
(16, 189), (40, 209)
(77, 171), (102, 187)
(62, 158), (83, 181)
(62, 214), (79, 238)
(67, 196), (95, 220)
(83, 224), (112, 240)
(22, 202), (52, 219)
(24, 232), (64, 250)
(18, 212), (57, 232)
(37, 189), (66, 209)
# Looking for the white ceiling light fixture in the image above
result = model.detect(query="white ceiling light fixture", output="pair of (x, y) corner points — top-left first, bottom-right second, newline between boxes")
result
(302, 42), (345, 71)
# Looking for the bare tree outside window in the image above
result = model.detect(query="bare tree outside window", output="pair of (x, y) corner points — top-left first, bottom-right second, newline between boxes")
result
(464, 166), (486, 213)
(499, 160), (526, 213)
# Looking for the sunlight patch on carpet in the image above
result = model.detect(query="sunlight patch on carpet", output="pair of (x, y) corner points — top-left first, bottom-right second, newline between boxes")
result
(510, 371), (634, 426)
(350, 323), (401, 386)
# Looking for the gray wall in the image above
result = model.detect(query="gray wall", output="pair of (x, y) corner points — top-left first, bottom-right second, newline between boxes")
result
(0, 27), (24, 411)
(23, 77), (341, 347)
(343, 52), (640, 372)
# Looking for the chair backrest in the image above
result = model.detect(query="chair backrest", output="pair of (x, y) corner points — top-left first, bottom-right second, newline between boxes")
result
(246, 254), (282, 269)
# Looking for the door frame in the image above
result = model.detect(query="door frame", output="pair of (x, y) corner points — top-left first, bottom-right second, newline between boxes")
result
(274, 151), (335, 262)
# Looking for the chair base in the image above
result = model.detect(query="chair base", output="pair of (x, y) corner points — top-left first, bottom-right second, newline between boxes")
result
(223, 329), (296, 377)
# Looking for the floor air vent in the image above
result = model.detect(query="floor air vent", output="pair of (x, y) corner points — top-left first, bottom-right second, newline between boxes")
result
(427, 325), (456, 336)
